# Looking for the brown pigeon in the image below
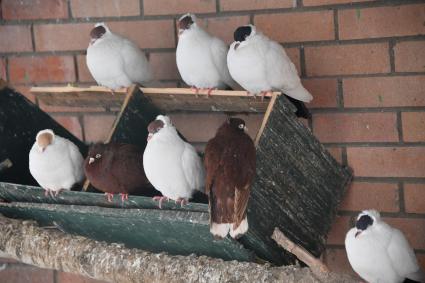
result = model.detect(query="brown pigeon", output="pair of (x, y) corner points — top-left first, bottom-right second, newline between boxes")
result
(204, 118), (256, 239)
(84, 142), (151, 202)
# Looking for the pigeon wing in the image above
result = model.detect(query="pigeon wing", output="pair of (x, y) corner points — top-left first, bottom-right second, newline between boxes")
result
(387, 228), (425, 282)
(181, 142), (205, 192)
(210, 37), (239, 90)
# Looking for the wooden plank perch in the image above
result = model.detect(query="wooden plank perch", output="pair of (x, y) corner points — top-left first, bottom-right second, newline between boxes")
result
(272, 228), (330, 280)
(0, 214), (357, 283)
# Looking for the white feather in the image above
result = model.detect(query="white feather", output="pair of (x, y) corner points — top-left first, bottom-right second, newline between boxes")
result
(345, 210), (425, 283)
(86, 23), (152, 90)
(176, 15), (238, 90)
(143, 121), (205, 201)
(227, 26), (313, 102)
(29, 132), (84, 191)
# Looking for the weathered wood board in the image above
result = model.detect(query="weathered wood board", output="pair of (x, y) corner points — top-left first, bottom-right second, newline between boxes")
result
(0, 201), (254, 262)
(0, 83), (88, 186)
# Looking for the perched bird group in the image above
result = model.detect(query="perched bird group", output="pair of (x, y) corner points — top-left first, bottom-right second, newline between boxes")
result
(28, 114), (256, 239)
(345, 210), (425, 283)
(86, 14), (313, 117)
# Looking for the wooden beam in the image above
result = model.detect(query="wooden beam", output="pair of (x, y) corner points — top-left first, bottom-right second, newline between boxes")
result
(30, 86), (281, 98)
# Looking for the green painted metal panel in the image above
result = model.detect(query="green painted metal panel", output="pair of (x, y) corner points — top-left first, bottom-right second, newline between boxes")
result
(0, 201), (254, 262)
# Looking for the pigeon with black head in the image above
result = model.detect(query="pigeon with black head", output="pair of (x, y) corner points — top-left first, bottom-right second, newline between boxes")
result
(345, 209), (425, 283)
(143, 115), (205, 208)
(86, 22), (152, 91)
(227, 25), (313, 118)
(84, 142), (152, 202)
(204, 117), (256, 239)
(176, 13), (239, 95)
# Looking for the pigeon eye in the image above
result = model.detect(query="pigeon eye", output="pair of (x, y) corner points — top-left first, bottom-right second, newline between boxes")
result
(95, 154), (101, 159)
(238, 124), (244, 129)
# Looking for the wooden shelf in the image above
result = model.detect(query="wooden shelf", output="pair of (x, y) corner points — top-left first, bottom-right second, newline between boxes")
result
(31, 86), (280, 113)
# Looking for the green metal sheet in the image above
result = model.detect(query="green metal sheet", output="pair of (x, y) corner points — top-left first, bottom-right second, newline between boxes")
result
(0, 201), (254, 262)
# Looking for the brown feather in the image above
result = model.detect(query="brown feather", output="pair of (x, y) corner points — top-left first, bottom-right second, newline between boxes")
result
(84, 143), (151, 194)
(204, 118), (256, 234)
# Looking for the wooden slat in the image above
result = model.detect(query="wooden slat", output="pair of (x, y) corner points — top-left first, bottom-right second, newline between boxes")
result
(31, 86), (277, 113)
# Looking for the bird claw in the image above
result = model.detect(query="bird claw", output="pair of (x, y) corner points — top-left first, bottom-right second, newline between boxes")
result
(191, 86), (200, 97)
(175, 198), (188, 207)
(120, 193), (128, 202)
(105, 193), (114, 202)
(153, 196), (168, 209)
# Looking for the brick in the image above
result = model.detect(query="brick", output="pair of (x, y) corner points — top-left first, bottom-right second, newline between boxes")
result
(0, 265), (54, 283)
(57, 271), (107, 283)
(339, 4), (425, 40)
(313, 112), (398, 143)
(108, 21), (175, 49)
(149, 52), (179, 80)
(418, 253), (425, 271)
(343, 76), (425, 108)
(0, 25), (32, 53)
(347, 147), (425, 178)
(83, 115), (116, 142)
(305, 43), (390, 76)
(52, 115), (83, 140)
(404, 184), (425, 214)
(302, 78), (337, 108)
(144, 0), (215, 16)
(255, 11), (334, 43)
(220, 0), (293, 11)
(76, 55), (95, 83)
(169, 113), (263, 142)
(304, 0), (372, 6)
(10, 85), (36, 103)
(384, 217), (425, 250)
(327, 215), (351, 245)
(70, 0), (140, 18)
(394, 41), (425, 73)
(285, 48), (301, 75)
(326, 147), (343, 164)
(194, 16), (250, 44)
(402, 112), (425, 142)
(0, 58), (6, 81)
(9, 56), (76, 84)
(2, 0), (68, 20)
(322, 248), (357, 276)
(339, 182), (399, 212)
(34, 23), (92, 52)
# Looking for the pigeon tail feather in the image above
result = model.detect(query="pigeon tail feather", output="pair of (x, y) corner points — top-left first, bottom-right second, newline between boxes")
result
(284, 84), (313, 103)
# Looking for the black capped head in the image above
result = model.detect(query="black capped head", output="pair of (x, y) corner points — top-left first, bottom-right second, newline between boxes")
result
(234, 25), (253, 42)
(178, 13), (195, 31)
(355, 215), (374, 231)
(90, 25), (106, 40)
(228, 117), (246, 132)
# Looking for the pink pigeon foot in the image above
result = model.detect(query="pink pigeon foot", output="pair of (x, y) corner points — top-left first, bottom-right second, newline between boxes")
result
(120, 193), (129, 202)
(175, 198), (188, 207)
(206, 88), (216, 97)
(105, 192), (114, 202)
(153, 196), (169, 209)
(260, 91), (272, 102)
(54, 189), (63, 197)
(191, 86), (200, 96)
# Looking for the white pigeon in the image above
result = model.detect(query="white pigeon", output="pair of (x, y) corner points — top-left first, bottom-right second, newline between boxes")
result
(227, 25), (313, 117)
(86, 22), (152, 90)
(176, 13), (239, 94)
(29, 129), (85, 197)
(143, 115), (205, 208)
(345, 210), (425, 283)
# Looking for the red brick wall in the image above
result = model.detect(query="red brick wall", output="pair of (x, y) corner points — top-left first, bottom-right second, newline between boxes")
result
(1, 0), (425, 278)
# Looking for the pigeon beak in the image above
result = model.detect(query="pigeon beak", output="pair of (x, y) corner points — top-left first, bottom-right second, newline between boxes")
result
(88, 157), (95, 164)
(178, 29), (184, 36)
(234, 42), (240, 50)
(147, 133), (153, 141)
(90, 38), (96, 45)
(355, 230), (362, 238)
(244, 126), (248, 132)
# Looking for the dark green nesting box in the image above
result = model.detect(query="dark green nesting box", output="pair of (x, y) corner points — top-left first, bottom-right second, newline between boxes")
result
(0, 84), (352, 265)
